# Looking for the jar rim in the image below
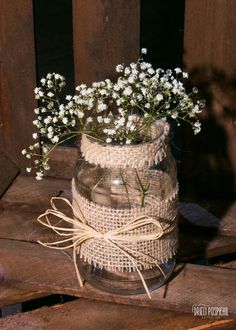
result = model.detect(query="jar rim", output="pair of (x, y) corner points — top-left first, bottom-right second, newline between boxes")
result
(83, 120), (169, 149)
(80, 120), (170, 169)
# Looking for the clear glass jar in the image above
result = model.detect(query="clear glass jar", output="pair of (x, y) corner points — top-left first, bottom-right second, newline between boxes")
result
(73, 122), (178, 295)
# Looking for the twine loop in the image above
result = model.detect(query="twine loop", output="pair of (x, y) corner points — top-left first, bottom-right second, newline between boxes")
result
(37, 196), (173, 299)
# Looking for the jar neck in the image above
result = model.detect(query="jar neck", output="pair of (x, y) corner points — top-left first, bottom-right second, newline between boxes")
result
(80, 121), (170, 169)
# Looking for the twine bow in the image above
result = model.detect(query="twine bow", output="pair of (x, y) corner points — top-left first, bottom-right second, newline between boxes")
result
(37, 197), (168, 299)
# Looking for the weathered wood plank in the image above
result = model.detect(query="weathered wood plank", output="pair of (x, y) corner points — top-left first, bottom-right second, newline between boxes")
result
(178, 232), (236, 261)
(180, 202), (236, 237)
(179, 203), (236, 260)
(0, 298), (235, 330)
(0, 0), (37, 171)
(1, 206), (235, 262)
(183, 0), (236, 197)
(0, 209), (57, 242)
(0, 285), (49, 308)
(0, 152), (19, 199)
(0, 176), (71, 212)
(72, 0), (140, 85)
(184, 0), (236, 74)
(215, 260), (236, 270)
(1, 239), (235, 314)
(219, 203), (236, 237)
(46, 146), (79, 180)
(1, 176), (236, 261)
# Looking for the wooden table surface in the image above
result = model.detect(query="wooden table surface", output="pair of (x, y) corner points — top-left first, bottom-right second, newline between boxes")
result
(0, 176), (235, 329)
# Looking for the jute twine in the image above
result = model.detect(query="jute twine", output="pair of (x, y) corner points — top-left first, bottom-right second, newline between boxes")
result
(72, 180), (178, 272)
(37, 182), (178, 299)
(37, 120), (178, 298)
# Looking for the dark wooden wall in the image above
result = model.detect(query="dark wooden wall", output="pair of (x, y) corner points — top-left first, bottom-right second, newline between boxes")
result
(182, 0), (236, 201)
(0, 0), (236, 202)
(0, 0), (37, 170)
(73, 0), (140, 85)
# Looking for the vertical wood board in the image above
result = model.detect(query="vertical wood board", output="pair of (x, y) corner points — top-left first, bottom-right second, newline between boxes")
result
(184, 0), (236, 74)
(72, 0), (140, 85)
(0, 0), (37, 171)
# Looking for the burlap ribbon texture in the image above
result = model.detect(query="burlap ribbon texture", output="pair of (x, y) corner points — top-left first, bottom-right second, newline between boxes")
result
(37, 120), (178, 299)
(37, 194), (177, 299)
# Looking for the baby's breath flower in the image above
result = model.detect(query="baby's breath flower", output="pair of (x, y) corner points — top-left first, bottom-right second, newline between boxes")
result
(124, 67), (131, 75)
(23, 49), (204, 179)
(174, 68), (182, 74)
(104, 117), (111, 124)
(155, 94), (163, 101)
(36, 171), (43, 180)
(86, 117), (93, 123)
(78, 111), (84, 119)
(141, 48), (147, 54)
(171, 112), (178, 119)
(193, 121), (201, 134)
(97, 103), (107, 112)
(116, 64), (124, 73)
(106, 137), (112, 143)
(52, 136), (59, 143)
(123, 86), (133, 96)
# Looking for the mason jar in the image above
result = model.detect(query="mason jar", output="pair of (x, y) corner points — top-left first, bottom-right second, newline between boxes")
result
(72, 120), (178, 296)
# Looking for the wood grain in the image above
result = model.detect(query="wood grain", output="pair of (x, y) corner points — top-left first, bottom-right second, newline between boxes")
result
(72, 0), (140, 85)
(46, 145), (79, 180)
(1, 176), (235, 261)
(1, 298), (234, 330)
(1, 204), (235, 262)
(0, 176), (71, 212)
(1, 239), (235, 314)
(183, 0), (236, 196)
(0, 285), (49, 308)
(0, 209), (57, 243)
(184, 0), (236, 74)
(180, 202), (236, 237)
(0, 0), (37, 171)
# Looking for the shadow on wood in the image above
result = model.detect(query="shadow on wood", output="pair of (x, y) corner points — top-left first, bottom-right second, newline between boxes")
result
(0, 151), (19, 199)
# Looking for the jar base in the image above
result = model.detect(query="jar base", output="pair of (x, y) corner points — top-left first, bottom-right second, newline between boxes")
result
(78, 257), (176, 296)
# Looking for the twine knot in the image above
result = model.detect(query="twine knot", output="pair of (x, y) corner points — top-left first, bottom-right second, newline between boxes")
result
(37, 197), (170, 299)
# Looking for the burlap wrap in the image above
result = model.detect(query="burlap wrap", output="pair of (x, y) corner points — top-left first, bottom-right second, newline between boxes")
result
(72, 121), (179, 272)
(80, 120), (170, 168)
(72, 181), (178, 272)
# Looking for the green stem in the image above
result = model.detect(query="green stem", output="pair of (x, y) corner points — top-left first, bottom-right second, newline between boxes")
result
(120, 171), (132, 208)
(135, 169), (150, 208)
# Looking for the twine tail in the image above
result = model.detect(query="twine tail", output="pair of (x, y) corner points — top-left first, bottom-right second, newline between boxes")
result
(36, 195), (178, 299)
(73, 246), (83, 287)
(108, 239), (152, 299)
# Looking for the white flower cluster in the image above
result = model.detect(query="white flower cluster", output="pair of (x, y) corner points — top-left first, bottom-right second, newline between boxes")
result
(22, 73), (78, 179)
(22, 49), (205, 179)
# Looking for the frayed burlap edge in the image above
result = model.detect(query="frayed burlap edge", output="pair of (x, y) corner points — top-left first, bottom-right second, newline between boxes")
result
(72, 179), (178, 272)
(81, 121), (170, 169)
